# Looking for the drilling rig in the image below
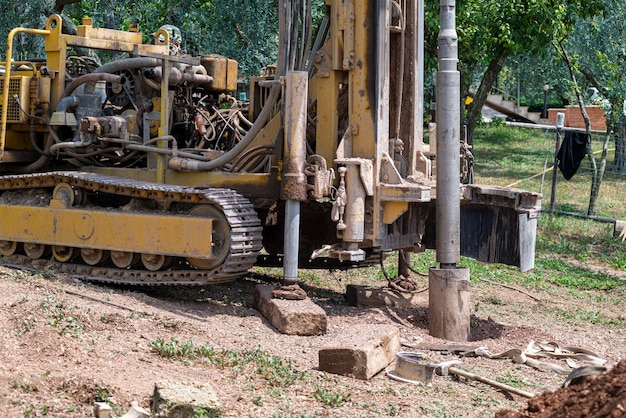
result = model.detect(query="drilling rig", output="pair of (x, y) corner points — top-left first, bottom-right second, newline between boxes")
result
(0, 0), (540, 288)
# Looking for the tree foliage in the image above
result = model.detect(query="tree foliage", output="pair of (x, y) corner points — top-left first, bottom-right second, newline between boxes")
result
(424, 0), (606, 144)
(0, 0), (280, 77)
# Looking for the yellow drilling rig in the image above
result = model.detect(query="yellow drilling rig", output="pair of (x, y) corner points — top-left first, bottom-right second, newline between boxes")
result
(0, 0), (540, 287)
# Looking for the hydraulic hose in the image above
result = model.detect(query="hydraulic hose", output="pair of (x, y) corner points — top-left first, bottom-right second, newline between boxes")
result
(168, 85), (280, 171)
(60, 73), (123, 100)
(94, 57), (161, 74)
(169, 0), (294, 172)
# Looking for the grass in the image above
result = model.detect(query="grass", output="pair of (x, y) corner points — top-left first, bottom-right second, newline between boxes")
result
(38, 295), (84, 337)
(295, 124), (626, 330)
(473, 122), (626, 219)
(312, 384), (351, 407)
(149, 338), (308, 388)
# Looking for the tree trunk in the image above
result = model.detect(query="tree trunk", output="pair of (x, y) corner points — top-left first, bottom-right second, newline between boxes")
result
(556, 41), (602, 216)
(465, 49), (508, 146)
(580, 65), (626, 172)
(588, 133), (611, 216)
(45, 3), (102, 67)
(615, 122), (626, 173)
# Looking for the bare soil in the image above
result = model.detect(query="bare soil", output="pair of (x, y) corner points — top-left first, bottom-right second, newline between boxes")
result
(495, 359), (626, 418)
(0, 261), (623, 418)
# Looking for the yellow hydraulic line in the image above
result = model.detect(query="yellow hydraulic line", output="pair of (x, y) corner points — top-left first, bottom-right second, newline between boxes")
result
(0, 27), (50, 159)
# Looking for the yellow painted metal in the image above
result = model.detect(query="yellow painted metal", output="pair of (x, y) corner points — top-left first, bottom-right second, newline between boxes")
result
(76, 18), (143, 44)
(157, 61), (171, 183)
(81, 167), (278, 197)
(349, 0), (377, 158)
(382, 201), (409, 224)
(314, 67), (341, 168)
(378, 184), (431, 202)
(43, 15), (67, 110)
(201, 55), (238, 92)
(0, 204), (216, 258)
(0, 28), (50, 160)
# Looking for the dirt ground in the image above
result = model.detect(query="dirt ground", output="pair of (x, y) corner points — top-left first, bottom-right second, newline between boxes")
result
(0, 260), (623, 418)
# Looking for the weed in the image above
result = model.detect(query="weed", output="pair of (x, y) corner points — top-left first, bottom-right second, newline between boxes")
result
(496, 372), (539, 389)
(312, 384), (351, 407)
(9, 296), (29, 307)
(38, 295), (84, 337)
(149, 339), (307, 388)
(536, 258), (624, 291)
(18, 317), (37, 335)
(484, 295), (507, 306)
(606, 252), (626, 269)
(386, 403), (399, 416)
(149, 337), (195, 359)
(160, 318), (182, 329)
(193, 408), (215, 418)
(12, 380), (38, 393)
(555, 308), (626, 327)
(23, 405), (36, 418)
(95, 385), (113, 403)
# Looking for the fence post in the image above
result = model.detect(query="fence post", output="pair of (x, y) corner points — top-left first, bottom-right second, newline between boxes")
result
(550, 112), (565, 215)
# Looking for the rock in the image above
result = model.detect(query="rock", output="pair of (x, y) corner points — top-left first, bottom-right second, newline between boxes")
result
(120, 401), (150, 418)
(254, 284), (327, 335)
(93, 402), (112, 418)
(318, 324), (400, 380)
(153, 380), (222, 418)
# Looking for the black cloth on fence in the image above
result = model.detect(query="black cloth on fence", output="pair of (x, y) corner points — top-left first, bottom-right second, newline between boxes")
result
(557, 131), (589, 180)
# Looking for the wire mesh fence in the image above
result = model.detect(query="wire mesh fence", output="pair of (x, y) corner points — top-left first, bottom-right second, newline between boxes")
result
(474, 124), (626, 222)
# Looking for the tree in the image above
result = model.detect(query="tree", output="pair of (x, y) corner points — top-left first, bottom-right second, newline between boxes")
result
(563, 3), (626, 173)
(424, 0), (605, 146)
(1, 0), (282, 78)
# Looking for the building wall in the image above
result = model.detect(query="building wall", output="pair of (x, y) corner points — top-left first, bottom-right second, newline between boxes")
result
(548, 106), (606, 131)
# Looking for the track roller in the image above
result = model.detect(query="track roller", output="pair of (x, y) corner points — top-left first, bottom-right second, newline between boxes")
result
(24, 243), (50, 259)
(81, 248), (110, 265)
(111, 251), (141, 269)
(52, 246), (80, 262)
(141, 253), (173, 271)
(0, 240), (19, 256)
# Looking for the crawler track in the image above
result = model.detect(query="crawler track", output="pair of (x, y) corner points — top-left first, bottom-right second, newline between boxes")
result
(0, 171), (263, 285)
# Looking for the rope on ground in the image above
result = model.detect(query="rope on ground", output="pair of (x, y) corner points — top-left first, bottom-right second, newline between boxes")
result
(474, 276), (542, 302)
(64, 289), (149, 315)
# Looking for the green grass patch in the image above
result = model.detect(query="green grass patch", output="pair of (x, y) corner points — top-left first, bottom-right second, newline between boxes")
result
(474, 124), (626, 220)
(312, 384), (351, 408)
(535, 258), (625, 291)
(553, 308), (626, 327)
(149, 338), (307, 388)
(38, 295), (84, 338)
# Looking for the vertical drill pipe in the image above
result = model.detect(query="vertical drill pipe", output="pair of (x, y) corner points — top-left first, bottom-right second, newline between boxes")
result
(284, 200), (301, 283)
(282, 71), (309, 283)
(435, 0), (461, 266)
(281, 71), (309, 201)
(343, 163), (366, 243)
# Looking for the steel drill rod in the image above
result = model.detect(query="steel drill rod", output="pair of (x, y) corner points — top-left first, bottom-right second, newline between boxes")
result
(435, 0), (461, 266)
(448, 367), (535, 398)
